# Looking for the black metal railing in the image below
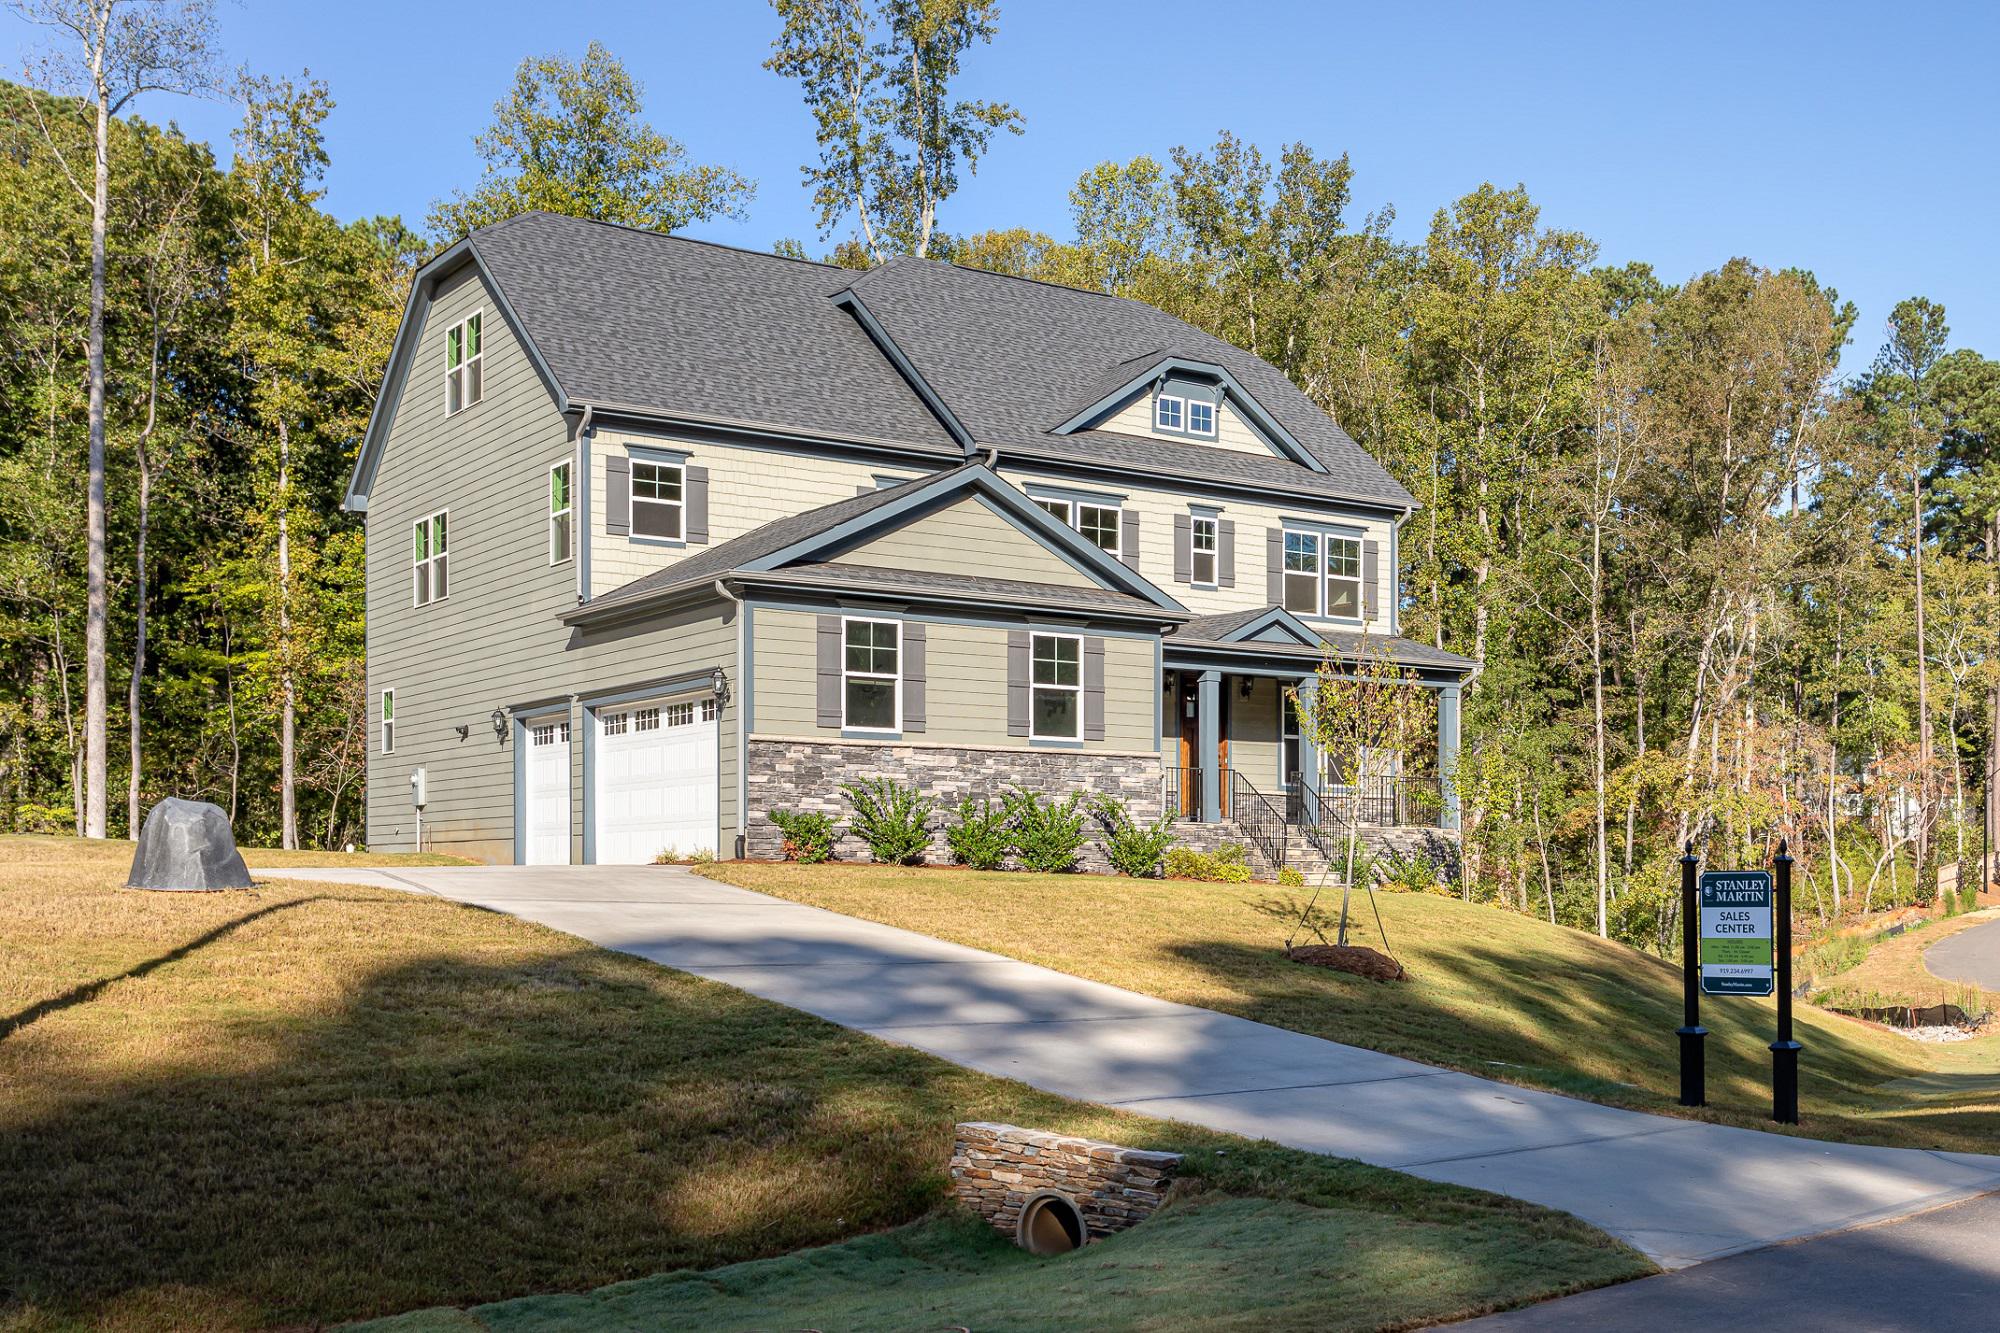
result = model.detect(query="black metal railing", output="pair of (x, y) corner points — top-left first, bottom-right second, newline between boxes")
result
(1229, 772), (1290, 871)
(1287, 773), (1446, 831)
(1164, 765), (1240, 822)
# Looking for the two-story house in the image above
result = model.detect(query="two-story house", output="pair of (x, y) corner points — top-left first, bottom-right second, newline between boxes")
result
(346, 211), (1473, 868)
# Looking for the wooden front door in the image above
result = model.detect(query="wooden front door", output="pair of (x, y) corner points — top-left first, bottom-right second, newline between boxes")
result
(1173, 674), (1229, 819)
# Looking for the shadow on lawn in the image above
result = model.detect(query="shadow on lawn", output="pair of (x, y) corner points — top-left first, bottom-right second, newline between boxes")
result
(0, 895), (344, 1042)
(0, 938), (1022, 1330)
(1159, 931), (2000, 1147)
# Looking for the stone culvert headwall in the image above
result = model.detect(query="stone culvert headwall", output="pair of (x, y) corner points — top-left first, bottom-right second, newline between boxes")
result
(745, 738), (1161, 873)
(949, 1121), (1182, 1241)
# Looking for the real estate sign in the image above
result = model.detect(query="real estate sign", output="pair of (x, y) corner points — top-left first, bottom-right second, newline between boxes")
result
(1699, 870), (1774, 997)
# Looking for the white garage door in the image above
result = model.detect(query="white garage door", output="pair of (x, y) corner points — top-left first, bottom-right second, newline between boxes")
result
(523, 716), (571, 865)
(594, 695), (718, 864)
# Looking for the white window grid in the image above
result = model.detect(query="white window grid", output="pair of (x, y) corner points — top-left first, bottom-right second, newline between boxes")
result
(1187, 399), (1215, 436)
(380, 689), (395, 754)
(634, 707), (660, 732)
(1191, 516), (1218, 585)
(549, 460), (572, 564)
(532, 719), (569, 746)
(1156, 394), (1184, 431)
(631, 459), (685, 540)
(664, 701), (695, 727)
(445, 312), (482, 415)
(842, 617), (901, 732)
(700, 698), (718, 722)
(1029, 632), (1083, 741)
(603, 711), (628, 736)
(413, 511), (448, 606)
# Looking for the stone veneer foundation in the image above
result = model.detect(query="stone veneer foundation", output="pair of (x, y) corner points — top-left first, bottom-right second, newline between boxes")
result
(745, 736), (1161, 873)
(950, 1122), (1182, 1242)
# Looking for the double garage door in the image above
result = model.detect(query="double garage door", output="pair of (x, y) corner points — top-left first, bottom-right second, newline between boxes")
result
(521, 693), (718, 865)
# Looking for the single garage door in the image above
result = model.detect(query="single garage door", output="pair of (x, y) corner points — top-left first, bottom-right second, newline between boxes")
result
(523, 715), (571, 865)
(594, 695), (718, 863)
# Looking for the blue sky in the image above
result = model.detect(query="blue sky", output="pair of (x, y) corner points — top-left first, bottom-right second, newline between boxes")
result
(9, 1), (1996, 374)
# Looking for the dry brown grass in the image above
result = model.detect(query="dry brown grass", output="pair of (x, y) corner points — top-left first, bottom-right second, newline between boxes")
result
(0, 837), (1647, 1331)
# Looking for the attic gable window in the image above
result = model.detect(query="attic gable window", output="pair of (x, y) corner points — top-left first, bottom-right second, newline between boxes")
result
(1187, 399), (1216, 437)
(445, 313), (482, 415)
(1155, 395), (1184, 432)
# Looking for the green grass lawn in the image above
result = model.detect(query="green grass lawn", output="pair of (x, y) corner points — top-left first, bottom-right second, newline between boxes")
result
(697, 862), (2000, 1154)
(0, 837), (1646, 1332)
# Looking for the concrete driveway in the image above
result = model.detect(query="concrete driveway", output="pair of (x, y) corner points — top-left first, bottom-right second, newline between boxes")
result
(1924, 913), (2000, 991)
(255, 864), (2000, 1273)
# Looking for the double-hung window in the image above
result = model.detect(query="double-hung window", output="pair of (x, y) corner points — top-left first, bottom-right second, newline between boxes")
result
(1077, 502), (1120, 557)
(631, 459), (684, 539)
(445, 313), (482, 414)
(413, 511), (448, 606)
(1186, 399), (1216, 436)
(380, 689), (396, 754)
(1281, 530), (1319, 614)
(1191, 516), (1218, 585)
(1030, 633), (1082, 740)
(1155, 394), (1184, 432)
(548, 461), (572, 564)
(843, 619), (900, 731)
(1281, 529), (1363, 618)
(1035, 497), (1073, 524)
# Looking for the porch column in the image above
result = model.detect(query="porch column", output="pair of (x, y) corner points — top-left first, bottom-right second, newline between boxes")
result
(1297, 677), (1320, 805)
(1198, 669), (1222, 824)
(1438, 682), (1461, 831)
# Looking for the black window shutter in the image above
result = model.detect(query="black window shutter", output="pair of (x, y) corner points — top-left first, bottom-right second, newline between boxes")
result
(1363, 539), (1380, 619)
(903, 621), (926, 733)
(1084, 637), (1106, 741)
(1173, 513), (1192, 583)
(1265, 528), (1283, 604)
(1120, 510), (1140, 570)
(1220, 520), (1236, 588)
(1006, 629), (1030, 736)
(605, 454), (630, 536)
(686, 465), (710, 544)
(816, 616), (842, 728)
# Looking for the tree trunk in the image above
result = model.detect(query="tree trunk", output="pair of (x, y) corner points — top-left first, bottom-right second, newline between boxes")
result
(1912, 463), (1933, 902)
(1590, 464), (1609, 938)
(127, 440), (150, 835)
(277, 417), (298, 849)
(82, 45), (111, 840)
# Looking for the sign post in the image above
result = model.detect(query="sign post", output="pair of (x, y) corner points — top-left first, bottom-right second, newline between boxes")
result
(1677, 843), (1704, 1107)
(1769, 843), (1801, 1124)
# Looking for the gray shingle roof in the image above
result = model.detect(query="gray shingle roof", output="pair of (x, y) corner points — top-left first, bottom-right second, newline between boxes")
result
(461, 214), (1413, 510)
(1174, 608), (1276, 640)
(775, 563), (1167, 615)
(846, 257), (1415, 508)
(467, 213), (960, 452)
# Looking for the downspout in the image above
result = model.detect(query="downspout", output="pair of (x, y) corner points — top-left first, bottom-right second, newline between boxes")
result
(714, 577), (749, 858)
(574, 404), (595, 603)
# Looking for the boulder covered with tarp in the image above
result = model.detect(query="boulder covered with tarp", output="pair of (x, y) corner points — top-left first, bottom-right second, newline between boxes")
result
(126, 798), (254, 891)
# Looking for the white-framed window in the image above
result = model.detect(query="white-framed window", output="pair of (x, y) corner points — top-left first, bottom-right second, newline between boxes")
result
(1281, 690), (1301, 788)
(445, 312), (482, 415)
(603, 710), (628, 736)
(1191, 515), (1218, 586)
(413, 511), (448, 606)
(380, 688), (396, 754)
(1282, 530), (1319, 614)
(664, 701), (695, 727)
(634, 706), (660, 732)
(1155, 394), (1184, 432)
(1077, 502), (1120, 557)
(631, 458), (684, 539)
(1325, 535), (1362, 617)
(1035, 496), (1073, 525)
(1187, 399), (1216, 436)
(700, 698), (718, 722)
(1281, 529), (1363, 618)
(532, 719), (570, 746)
(1030, 632), (1082, 741)
(548, 461), (572, 564)
(842, 618), (900, 731)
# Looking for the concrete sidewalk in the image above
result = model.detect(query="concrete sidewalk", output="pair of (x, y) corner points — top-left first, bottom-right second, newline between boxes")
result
(257, 864), (2000, 1271)
(1924, 912), (2000, 991)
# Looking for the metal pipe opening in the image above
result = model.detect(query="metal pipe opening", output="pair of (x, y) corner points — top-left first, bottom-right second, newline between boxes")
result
(1016, 1192), (1087, 1255)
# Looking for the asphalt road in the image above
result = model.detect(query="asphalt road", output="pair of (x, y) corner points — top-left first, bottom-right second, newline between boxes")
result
(1925, 914), (2000, 991)
(1457, 1191), (2000, 1331)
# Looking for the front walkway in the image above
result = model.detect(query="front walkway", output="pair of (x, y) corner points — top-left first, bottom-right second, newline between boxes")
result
(257, 864), (2000, 1270)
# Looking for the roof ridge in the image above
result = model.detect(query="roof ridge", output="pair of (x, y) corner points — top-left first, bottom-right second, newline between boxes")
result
(472, 210), (844, 273)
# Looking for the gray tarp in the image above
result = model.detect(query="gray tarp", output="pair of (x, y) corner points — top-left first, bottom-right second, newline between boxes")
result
(126, 798), (254, 891)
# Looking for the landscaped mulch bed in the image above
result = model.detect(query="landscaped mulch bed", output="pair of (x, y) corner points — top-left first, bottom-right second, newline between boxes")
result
(1286, 944), (1407, 982)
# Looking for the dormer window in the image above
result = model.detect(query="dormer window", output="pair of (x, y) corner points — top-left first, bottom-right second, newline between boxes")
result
(1155, 395), (1184, 432)
(1187, 399), (1215, 437)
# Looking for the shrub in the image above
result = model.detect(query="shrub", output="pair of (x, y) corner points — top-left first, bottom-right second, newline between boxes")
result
(1378, 849), (1442, 894)
(1092, 797), (1177, 878)
(651, 846), (717, 866)
(1277, 866), (1305, 888)
(841, 776), (936, 865)
(1003, 788), (1089, 874)
(1165, 846), (1252, 883)
(945, 797), (1011, 870)
(768, 809), (838, 864)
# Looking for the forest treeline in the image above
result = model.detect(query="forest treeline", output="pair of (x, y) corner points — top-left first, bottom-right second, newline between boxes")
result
(4, 6), (1997, 948)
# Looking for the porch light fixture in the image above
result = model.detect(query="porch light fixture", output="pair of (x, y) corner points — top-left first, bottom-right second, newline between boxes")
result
(490, 707), (508, 741)
(1239, 676), (1254, 700)
(710, 667), (730, 707)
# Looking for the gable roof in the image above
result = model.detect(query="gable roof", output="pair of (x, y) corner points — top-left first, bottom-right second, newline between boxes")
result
(1048, 351), (1321, 472)
(350, 213), (1417, 514)
(1167, 606), (1478, 674)
(564, 463), (1188, 626)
